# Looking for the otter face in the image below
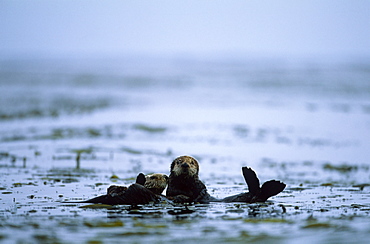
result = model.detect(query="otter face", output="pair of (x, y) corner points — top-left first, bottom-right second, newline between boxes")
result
(170, 156), (199, 177)
(144, 173), (168, 195)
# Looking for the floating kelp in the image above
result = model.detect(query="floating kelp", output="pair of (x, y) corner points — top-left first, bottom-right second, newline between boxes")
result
(133, 124), (167, 133)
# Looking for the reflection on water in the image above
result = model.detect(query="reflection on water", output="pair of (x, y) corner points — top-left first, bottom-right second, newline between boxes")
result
(0, 56), (370, 243)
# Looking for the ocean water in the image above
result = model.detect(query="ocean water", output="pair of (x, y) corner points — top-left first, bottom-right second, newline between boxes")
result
(0, 56), (370, 243)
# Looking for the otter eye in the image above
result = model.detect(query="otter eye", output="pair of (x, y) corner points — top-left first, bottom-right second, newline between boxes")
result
(150, 176), (156, 180)
(177, 159), (182, 164)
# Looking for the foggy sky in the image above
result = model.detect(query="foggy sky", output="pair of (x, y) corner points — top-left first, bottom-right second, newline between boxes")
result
(1, 0), (369, 58)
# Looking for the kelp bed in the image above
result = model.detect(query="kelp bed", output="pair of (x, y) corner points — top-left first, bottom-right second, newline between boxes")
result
(1, 151), (370, 243)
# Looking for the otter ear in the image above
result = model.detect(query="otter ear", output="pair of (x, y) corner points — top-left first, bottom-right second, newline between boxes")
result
(136, 173), (146, 185)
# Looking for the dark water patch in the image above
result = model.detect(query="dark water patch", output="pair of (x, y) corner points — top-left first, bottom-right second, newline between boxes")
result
(84, 219), (125, 228)
(232, 125), (354, 149)
(120, 147), (143, 155)
(323, 163), (358, 173)
(79, 204), (117, 210)
(0, 152), (29, 169)
(32, 233), (62, 244)
(233, 125), (292, 144)
(0, 152), (11, 159)
(168, 207), (196, 215)
(29, 168), (99, 186)
(352, 184), (370, 190)
(1, 122), (170, 143)
(42, 127), (120, 141)
(233, 125), (250, 138)
(46, 167), (96, 176)
(12, 182), (37, 187)
(243, 218), (292, 224)
(288, 187), (312, 191)
(133, 124), (167, 133)
(0, 97), (111, 121)
(301, 220), (338, 229)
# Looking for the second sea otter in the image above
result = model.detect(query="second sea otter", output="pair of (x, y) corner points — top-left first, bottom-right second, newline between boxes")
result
(70, 173), (169, 205)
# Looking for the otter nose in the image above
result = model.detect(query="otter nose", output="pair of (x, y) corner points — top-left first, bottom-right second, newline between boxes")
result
(181, 163), (189, 168)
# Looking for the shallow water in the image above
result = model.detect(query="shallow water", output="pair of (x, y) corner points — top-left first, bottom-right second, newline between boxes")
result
(1, 56), (370, 243)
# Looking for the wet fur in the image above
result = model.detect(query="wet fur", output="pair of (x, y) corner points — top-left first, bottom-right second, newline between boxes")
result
(66, 156), (286, 205)
(166, 156), (286, 204)
(144, 173), (168, 195)
(66, 173), (168, 205)
(166, 156), (217, 203)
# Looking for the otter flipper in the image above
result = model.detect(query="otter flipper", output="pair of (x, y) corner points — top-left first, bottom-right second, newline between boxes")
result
(242, 167), (260, 195)
(221, 167), (261, 203)
(136, 173), (146, 185)
(259, 180), (286, 201)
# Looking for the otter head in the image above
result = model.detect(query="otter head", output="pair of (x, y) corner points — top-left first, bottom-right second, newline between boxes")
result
(170, 155), (199, 177)
(144, 173), (169, 195)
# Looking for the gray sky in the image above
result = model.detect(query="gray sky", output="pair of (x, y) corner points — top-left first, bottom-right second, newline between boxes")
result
(1, 0), (369, 58)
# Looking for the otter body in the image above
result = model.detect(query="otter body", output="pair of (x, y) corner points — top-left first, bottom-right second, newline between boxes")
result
(166, 155), (218, 203)
(82, 183), (162, 205)
(166, 156), (286, 204)
(66, 173), (169, 205)
(66, 156), (285, 206)
(167, 173), (218, 203)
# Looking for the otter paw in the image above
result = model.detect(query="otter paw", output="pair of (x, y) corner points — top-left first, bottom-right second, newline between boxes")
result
(107, 185), (127, 197)
(172, 195), (191, 203)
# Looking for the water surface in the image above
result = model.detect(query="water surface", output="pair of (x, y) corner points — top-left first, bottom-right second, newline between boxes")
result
(1, 56), (370, 243)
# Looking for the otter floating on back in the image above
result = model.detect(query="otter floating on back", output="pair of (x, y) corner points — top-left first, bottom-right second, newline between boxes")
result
(65, 156), (286, 205)
(166, 155), (286, 204)
(64, 173), (169, 205)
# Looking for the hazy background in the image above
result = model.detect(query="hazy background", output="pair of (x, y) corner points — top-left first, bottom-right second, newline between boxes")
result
(1, 2), (370, 243)
(1, 0), (369, 59)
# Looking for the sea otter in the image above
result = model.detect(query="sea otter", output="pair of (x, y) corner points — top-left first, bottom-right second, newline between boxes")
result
(65, 173), (169, 205)
(166, 155), (286, 204)
(166, 155), (217, 203)
(143, 173), (169, 195)
(66, 156), (285, 205)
